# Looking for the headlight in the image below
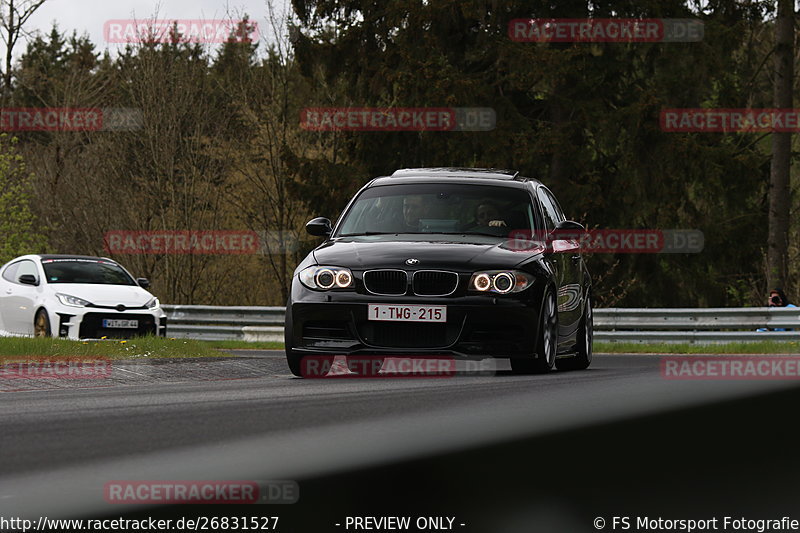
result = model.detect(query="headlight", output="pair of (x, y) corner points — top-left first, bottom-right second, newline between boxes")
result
(145, 297), (160, 309)
(473, 273), (492, 292)
(299, 266), (355, 290)
(469, 271), (534, 294)
(56, 293), (93, 307)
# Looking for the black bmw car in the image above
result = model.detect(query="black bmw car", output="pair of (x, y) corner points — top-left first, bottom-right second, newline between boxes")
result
(285, 168), (592, 376)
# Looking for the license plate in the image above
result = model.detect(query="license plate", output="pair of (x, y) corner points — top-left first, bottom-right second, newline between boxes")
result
(102, 319), (138, 329)
(368, 304), (446, 323)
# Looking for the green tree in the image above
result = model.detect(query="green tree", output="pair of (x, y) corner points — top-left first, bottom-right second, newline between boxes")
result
(0, 134), (47, 263)
(290, 0), (780, 307)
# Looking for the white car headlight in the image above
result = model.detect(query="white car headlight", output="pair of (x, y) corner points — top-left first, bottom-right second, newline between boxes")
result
(469, 271), (534, 294)
(56, 293), (93, 307)
(145, 297), (160, 309)
(299, 266), (354, 290)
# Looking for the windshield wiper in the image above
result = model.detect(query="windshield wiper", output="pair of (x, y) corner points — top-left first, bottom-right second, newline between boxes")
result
(340, 231), (509, 237)
(339, 231), (399, 236)
(458, 231), (506, 237)
(348, 231), (479, 236)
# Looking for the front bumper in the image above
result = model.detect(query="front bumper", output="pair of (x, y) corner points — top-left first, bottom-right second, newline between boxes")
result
(50, 306), (167, 340)
(288, 284), (545, 358)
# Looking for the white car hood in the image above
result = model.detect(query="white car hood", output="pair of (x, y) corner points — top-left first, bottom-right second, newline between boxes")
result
(49, 283), (154, 307)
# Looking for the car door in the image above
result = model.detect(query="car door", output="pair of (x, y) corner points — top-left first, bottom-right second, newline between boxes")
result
(0, 260), (41, 334)
(537, 187), (583, 349)
(0, 261), (20, 333)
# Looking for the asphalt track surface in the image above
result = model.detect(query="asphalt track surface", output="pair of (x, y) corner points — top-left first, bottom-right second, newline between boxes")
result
(3, 351), (800, 530)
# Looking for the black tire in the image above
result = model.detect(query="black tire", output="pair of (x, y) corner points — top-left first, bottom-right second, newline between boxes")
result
(286, 348), (305, 377)
(557, 292), (593, 371)
(346, 355), (385, 376)
(511, 288), (557, 375)
(34, 309), (51, 338)
(286, 344), (336, 378)
(287, 351), (336, 377)
(284, 301), (301, 376)
(284, 304), (334, 377)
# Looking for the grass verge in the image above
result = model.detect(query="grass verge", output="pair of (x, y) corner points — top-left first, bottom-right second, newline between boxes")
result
(0, 336), (226, 360)
(595, 341), (800, 354)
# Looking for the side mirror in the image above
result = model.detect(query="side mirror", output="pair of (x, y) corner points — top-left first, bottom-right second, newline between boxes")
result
(137, 278), (151, 289)
(306, 217), (332, 237)
(555, 220), (585, 231)
(550, 220), (585, 253)
(18, 274), (38, 286)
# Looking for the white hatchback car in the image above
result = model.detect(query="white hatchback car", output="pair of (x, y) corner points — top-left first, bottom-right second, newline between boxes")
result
(0, 254), (166, 339)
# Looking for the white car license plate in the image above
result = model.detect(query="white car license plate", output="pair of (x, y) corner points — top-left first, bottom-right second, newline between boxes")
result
(368, 304), (446, 323)
(102, 319), (138, 329)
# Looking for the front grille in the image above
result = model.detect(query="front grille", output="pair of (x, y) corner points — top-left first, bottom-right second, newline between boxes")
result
(413, 270), (459, 296)
(363, 270), (407, 295)
(363, 322), (448, 348)
(79, 313), (157, 339)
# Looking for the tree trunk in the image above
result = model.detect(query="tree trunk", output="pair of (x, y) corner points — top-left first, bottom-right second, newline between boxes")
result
(3, 0), (14, 101)
(767, 0), (794, 293)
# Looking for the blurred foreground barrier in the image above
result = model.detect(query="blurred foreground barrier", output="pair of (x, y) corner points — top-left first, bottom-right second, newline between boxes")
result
(162, 305), (800, 344)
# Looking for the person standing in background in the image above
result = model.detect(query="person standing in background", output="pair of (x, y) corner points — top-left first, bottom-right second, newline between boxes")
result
(769, 288), (795, 309)
(757, 288), (796, 332)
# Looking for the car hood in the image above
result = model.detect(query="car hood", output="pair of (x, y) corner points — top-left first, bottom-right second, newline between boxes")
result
(48, 284), (154, 307)
(312, 235), (541, 271)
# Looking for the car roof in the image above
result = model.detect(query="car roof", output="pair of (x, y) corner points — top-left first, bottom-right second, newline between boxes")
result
(369, 167), (543, 188)
(36, 254), (118, 262)
(0, 254), (119, 272)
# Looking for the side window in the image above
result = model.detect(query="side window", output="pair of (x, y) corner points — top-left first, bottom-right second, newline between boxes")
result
(537, 188), (559, 230)
(527, 190), (545, 231)
(15, 260), (38, 283)
(543, 188), (566, 222)
(2, 262), (19, 282)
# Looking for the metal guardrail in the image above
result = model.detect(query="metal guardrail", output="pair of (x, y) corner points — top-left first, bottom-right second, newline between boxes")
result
(594, 307), (800, 343)
(162, 305), (800, 344)
(163, 305), (284, 342)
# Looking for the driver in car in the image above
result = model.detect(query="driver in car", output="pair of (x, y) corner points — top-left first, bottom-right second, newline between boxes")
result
(475, 201), (505, 227)
(402, 195), (432, 231)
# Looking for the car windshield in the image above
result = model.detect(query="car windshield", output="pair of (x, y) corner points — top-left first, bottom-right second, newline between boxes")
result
(41, 259), (136, 285)
(337, 183), (536, 237)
